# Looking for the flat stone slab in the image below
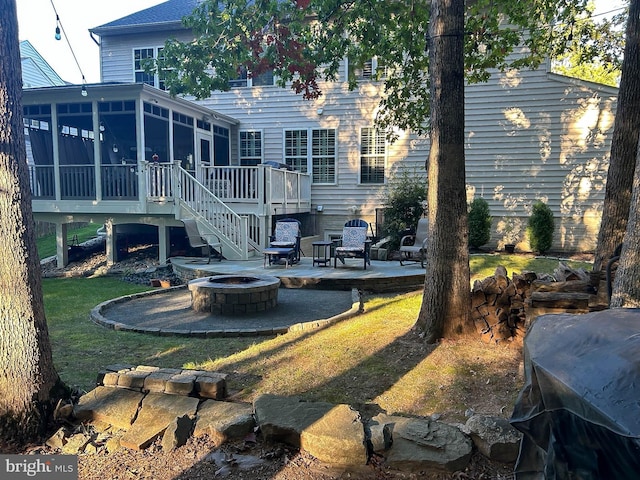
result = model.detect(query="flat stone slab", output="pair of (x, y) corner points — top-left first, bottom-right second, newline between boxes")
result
(75, 386), (144, 430)
(465, 414), (522, 463)
(372, 414), (473, 473)
(254, 394), (367, 466)
(120, 392), (200, 450)
(193, 400), (255, 444)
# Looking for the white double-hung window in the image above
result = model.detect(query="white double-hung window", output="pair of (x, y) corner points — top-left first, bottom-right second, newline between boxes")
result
(284, 128), (336, 184)
(360, 127), (386, 184)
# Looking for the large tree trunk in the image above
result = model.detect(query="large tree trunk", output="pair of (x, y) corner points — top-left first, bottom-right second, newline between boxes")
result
(415, 0), (473, 343)
(0, 0), (62, 444)
(593, 0), (640, 271)
(610, 150), (640, 307)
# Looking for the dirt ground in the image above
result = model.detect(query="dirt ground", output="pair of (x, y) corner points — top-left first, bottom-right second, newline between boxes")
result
(32, 243), (519, 479)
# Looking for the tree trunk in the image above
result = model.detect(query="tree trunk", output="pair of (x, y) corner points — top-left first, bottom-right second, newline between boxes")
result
(593, 0), (640, 271)
(415, 0), (473, 343)
(0, 0), (62, 444)
(611, 143), (640, 307)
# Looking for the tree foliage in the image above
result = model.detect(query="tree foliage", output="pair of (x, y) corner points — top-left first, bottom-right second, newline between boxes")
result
(527, 200), (555, 254)
(156, 0), (620, 137)
(468, 198), (492, 249)
(380, 169), (427, 251)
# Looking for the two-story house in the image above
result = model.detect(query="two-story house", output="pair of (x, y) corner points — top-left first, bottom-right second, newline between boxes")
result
(27, 0), (618, 267)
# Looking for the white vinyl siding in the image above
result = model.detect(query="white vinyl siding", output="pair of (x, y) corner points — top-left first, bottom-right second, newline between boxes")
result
(96, 24), (618, 250)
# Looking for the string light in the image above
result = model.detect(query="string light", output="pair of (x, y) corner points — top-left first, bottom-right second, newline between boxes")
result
(55, 15), (61, 41)
(49, 0), (88, 96)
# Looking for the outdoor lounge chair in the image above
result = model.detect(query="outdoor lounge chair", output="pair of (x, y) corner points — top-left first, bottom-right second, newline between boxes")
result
(334, 219), (371, 270)
(181, 218), (223, 263)
(264, 218), (301, 267)
(399, 217), (428, 267)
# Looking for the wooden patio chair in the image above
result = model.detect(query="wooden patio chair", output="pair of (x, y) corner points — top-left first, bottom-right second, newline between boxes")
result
(399, 217), (428, 267)
(181, 218), (223, 263)
(334, 219), (371, 270)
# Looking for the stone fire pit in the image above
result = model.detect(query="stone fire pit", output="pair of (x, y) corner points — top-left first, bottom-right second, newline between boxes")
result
(188, 275), (281, 314)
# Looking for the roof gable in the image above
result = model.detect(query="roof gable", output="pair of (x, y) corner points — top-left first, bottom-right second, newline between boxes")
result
(91, 0), (201, 34)
(20, 40), (67, 87)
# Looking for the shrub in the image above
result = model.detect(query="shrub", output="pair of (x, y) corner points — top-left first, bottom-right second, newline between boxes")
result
(527, 200), (554, 254)
(380, 169), (427, 251)
(468, 197), (491, 249)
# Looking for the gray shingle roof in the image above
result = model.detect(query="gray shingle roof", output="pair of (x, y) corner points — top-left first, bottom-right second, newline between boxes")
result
(91, 0), (201, 34)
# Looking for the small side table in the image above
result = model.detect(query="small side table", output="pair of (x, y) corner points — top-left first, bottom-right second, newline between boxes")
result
(312, 241), (333, 267)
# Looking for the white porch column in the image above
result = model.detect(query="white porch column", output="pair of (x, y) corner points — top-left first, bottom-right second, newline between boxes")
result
(55, 223), (68, 268)
(105, 221), (117, 266)
(158, 224), (170, 265)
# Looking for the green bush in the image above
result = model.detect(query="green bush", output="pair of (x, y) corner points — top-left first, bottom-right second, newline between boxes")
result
(527, 200), (554, 254)
(468, 197), (491, 249)
(380, 169), (427, 251)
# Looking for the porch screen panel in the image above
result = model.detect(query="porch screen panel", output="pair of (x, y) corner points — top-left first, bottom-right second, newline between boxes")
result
(23, 104), (54, 198)
(311, 129), (336, 184)
(99, 101), (138, 199)
(284, 130), (308, 172)
(173, 112), (195, 172)
(144, 102), (170, 162)
(57, 102), (96, 199)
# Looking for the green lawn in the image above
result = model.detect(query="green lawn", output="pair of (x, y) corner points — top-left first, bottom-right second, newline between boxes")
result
(37, 223), (102, 259)
(42, 255), (593, 404)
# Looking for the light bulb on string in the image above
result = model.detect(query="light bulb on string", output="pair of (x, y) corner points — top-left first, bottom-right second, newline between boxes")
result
(81, 76), (88, 97)
(55, 15), (61, 40)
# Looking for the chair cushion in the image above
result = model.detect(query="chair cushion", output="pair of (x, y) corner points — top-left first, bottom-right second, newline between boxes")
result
(270, 241), (295, 248)
(274, 221), (299, 244)
(341, 227), (367, 249)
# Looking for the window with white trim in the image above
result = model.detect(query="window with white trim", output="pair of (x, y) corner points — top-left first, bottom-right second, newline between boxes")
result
(284, 130), (308, 172)
(348, 56), (387, 81)
(360, 127), (385, 184)
(239, 131), (262, 165)
(134, 47), (168, 90)
(229, 66), (275, 88)
(311, 129), (336, 184)
(284, 128), (336, 183)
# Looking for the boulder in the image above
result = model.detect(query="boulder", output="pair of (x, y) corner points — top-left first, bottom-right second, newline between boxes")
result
(465, 414), (522, 463)
(254, 394), (367, 466)
(74, 386), (144, 430)
(372, 414), (472, 473)
(120, 392), (199, 450)
(193, 400), (254, 445)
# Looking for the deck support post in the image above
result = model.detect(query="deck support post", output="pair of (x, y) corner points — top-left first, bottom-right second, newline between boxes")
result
(158, 224), (170, 265)
(55, 222), (68, 268)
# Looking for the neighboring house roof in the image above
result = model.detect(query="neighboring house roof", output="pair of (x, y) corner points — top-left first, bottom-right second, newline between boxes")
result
(20, 40), (67, 88)
(90, 0), (201, 36)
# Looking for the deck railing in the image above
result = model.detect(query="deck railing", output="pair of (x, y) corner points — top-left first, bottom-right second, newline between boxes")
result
(101, 164), (138, 200)
(60, 165), (95, 199)
(28, 165), (55, 199)
(177, 166), (250, 259)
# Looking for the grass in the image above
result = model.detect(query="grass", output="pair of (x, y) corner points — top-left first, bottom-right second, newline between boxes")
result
(37, 223), (102, 259)
(43, 255), (592, 421)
